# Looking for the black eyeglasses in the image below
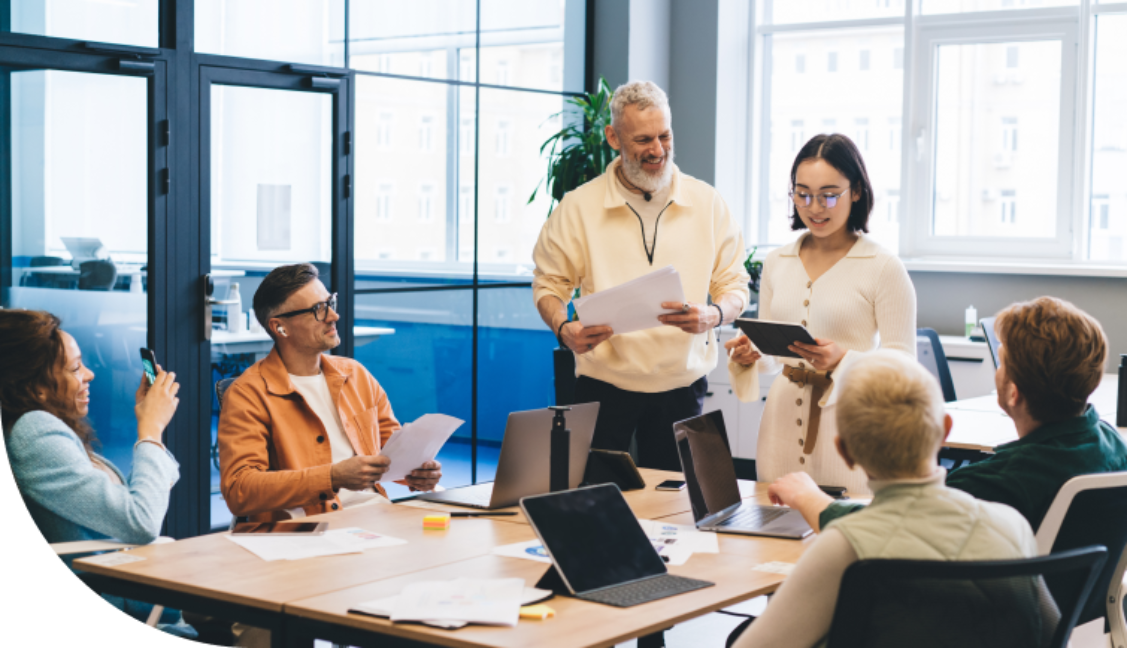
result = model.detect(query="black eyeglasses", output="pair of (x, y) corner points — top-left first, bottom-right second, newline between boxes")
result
(276, 293), (338, 322)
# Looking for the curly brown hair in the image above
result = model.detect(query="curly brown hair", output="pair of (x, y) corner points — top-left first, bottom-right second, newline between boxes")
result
(995, 297), (1108, 424)
(0, 309), (98, 456)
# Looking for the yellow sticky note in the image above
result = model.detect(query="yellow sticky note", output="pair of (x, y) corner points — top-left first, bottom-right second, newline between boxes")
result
(422, 514), (450, 530)
(520, 604), (556, 620)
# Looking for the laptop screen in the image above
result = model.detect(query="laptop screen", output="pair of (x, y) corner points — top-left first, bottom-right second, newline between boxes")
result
(521, 484), (667, 594)
(674, 411), (743, 523)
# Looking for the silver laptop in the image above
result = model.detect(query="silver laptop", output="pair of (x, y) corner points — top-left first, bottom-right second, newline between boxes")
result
(674, 411), (812, 539)
(419, 403), (599, 510)
(60, 237), (109, 269)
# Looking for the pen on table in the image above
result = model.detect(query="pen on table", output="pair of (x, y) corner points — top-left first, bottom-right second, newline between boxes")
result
(448, 512), (518, 517)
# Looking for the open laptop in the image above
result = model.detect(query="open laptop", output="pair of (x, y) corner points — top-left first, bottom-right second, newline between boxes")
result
(674, 411), (813, 539)
(419, 403), (599, 509)
(521, 483), (713, 607)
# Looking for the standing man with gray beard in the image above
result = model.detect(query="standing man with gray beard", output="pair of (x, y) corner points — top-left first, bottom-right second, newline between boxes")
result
(532, 81), (749, 470)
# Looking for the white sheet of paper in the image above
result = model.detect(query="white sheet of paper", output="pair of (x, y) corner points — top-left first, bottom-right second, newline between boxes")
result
(350, 586), (549, 629)
(492, 539), (554, 564)
(225, 527), (406, 562)
(391, 578), (524, 627)
(754, 561), (797, 575)
(572, 265), (686, 335)
(379, 414), (464, 482)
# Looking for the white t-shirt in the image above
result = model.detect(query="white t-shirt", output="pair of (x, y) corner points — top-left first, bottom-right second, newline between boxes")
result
(614, 172), (673, 253)
(289, 372), (384, 513)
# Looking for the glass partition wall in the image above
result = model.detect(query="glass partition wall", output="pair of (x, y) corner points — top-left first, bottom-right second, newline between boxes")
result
(2, 0), (587, 537)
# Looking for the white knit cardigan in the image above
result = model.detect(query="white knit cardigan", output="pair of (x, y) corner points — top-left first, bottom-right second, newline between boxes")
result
(730, 232), (917, 493)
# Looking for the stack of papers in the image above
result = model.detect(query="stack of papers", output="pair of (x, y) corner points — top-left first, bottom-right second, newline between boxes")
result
(380, 414), (463, 481)
(225, 527), (406, 561)
(572, 265), (685, 335)
(350, 578), (531, 629)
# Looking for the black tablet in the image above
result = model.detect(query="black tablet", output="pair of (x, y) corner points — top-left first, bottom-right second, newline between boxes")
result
(735, 318), (817, 359)
(583, 449), (646, 491)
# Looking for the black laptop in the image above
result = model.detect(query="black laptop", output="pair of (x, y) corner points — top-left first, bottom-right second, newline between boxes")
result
(674, 411), (813, 539)
(520, 484), (713, 608)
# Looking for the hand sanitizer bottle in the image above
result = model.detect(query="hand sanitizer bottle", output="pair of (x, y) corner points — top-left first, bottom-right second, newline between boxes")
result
(228, 283), (245, 334)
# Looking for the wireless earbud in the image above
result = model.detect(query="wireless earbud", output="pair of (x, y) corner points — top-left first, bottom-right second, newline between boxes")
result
(278, 327), (287, 337)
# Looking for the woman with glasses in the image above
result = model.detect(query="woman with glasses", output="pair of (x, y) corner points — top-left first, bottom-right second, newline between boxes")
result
(725, 134), (917, 495)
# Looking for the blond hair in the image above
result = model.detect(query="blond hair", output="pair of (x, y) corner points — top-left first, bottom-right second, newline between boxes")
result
(835, 350), (946, 479)
(995, 297), (1107, 423)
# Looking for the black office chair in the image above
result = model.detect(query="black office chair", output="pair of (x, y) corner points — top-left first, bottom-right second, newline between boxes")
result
(20, 255), (68, 287)
(822, 548), (1107, 648)
(78, 259), (117, 291)
(980, 316), (1001, 369)
(213, 377), (238, 472)
(917, 328), (957, 403)
(1036, 473), (1127, 643)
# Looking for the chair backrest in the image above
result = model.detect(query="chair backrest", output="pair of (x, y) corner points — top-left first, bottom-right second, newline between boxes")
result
(916, 328), (957, 402)
(78, 260), (117, 291)
(826, 547), (1107, 648)
(980, 316), (1001, 369)
(215, 377), (238, 411)
(30, 256), (66, 267)
(1035, 472), (1127, 627)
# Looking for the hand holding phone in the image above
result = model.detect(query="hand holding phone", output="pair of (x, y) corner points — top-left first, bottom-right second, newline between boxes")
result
(140, 348), (158, 385)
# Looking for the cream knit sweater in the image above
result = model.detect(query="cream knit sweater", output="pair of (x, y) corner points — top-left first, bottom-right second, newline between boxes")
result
(730, 232), (917, 492)
(532, 157), (749, 393)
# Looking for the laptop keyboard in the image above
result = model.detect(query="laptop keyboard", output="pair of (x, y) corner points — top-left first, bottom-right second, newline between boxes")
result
(577, 575), (713, 608)
(715, 505), (788, 529)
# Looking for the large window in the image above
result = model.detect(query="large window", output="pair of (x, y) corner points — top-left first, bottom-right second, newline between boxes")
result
(748, 0), (1126, 264)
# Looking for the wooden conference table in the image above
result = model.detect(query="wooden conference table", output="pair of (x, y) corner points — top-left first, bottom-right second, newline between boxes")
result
(74, 469), (815, 648)
(944, 373), (1122, 454)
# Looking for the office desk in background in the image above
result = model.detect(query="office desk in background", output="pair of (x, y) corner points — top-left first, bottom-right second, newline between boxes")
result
(211, 326), (395, 361)
(24, 265), (246, 292)
(74, 469), (814, 648)
(944, 373), (1122, 453)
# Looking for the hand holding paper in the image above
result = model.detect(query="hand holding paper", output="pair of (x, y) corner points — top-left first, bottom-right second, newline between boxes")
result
(379, 414), (463, 483)
(572, 266), (686, 336)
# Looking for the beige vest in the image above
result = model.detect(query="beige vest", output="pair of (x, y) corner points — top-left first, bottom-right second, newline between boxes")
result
(823, 476), (1047, 648)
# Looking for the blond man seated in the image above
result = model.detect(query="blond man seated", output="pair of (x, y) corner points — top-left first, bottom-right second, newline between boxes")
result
(733, 350), (1036, 648)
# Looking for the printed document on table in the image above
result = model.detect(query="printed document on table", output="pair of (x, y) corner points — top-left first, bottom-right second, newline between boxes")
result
(572, 265), (685, 336)
(380, 414), (463, 482)
(225, 527), (406, 561)
(391, 578), (524, 627)
(350, 586), (551, 629)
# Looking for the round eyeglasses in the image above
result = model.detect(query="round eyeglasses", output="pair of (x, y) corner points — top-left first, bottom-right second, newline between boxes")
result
(790, 188), (850, 209)
(276, 293), (338, 322)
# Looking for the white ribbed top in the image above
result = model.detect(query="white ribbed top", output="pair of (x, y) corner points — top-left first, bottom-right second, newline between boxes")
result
(731, 232), (918, 493)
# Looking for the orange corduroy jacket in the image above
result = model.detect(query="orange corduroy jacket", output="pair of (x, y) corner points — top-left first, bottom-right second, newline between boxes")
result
(218, 348), (400, 521)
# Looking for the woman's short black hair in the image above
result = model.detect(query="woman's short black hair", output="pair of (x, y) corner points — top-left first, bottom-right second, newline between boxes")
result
(789, 133), (873, 233)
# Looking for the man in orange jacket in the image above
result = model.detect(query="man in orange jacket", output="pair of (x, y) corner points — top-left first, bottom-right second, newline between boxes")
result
(219, 263), (441, 521)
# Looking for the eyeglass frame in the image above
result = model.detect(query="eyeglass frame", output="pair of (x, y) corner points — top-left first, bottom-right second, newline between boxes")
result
(789, 187), (851, 209)
(274, 293), (338, 322)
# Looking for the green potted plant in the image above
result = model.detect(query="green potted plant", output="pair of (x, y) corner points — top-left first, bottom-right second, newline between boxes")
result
(744, 246), (763, 318)
(531, 77), (618, 405)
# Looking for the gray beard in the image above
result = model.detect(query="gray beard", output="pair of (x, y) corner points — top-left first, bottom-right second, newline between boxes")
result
(620, 148), (674, 194)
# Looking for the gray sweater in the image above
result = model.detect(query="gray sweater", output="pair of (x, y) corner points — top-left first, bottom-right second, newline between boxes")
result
(6, 410), (179, 545)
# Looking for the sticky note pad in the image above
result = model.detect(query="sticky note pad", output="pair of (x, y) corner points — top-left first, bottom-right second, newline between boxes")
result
(422, 514), (451, 530)
(520, 604), (556, 620)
